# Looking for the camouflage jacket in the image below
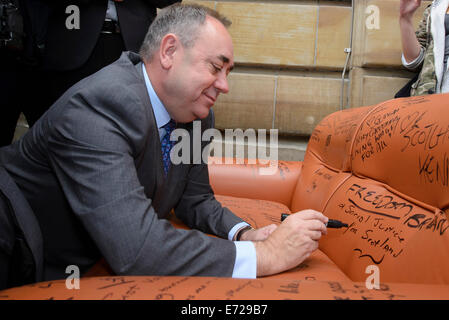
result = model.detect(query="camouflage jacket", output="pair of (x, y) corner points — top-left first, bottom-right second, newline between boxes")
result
(409, 5), (438, 96)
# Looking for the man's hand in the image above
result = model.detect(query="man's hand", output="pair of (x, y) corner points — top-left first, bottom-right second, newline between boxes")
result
(399, 0), (421, 20)
(239, 224), (277, 241)
(253, 210), (328, 277)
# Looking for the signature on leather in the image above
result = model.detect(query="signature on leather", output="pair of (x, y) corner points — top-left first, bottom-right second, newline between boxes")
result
(353, 248), (385, 265)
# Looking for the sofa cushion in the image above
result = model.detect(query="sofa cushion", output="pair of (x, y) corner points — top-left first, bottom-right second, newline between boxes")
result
(294, 94), (449, 284)
(351, 95), (449, 210)
(215, 195), (351, 282)
(215, 195), (290, 229)
(320, 175), (449, 284)
(3, 275), (449, 300)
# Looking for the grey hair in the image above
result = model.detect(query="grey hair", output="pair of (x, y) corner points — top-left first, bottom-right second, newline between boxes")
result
(139, 3), (231, 62)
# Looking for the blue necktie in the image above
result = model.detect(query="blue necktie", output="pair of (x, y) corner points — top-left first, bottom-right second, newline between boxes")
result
(161, 120), (176, 176)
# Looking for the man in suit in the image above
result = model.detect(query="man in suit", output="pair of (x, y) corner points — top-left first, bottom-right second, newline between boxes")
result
(0, 3), (328, 281)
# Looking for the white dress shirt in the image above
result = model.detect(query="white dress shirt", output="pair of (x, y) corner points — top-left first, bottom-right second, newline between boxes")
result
(105, 0), (119, 22)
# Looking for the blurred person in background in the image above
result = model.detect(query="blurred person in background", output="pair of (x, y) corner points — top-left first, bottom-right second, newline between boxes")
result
(40, 0), (181, 110)
(0, 0), (48, 147)
(1, 0), (180, 147)
(400, 0), (449, 96)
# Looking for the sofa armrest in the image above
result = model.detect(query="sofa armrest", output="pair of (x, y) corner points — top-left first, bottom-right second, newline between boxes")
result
(208, 157), (302, 209)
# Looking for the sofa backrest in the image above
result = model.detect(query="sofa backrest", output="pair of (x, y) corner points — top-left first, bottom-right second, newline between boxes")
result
(291, 94), (449, 284)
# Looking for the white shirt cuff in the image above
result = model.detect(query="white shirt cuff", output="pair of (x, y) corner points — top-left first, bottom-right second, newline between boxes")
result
(232, 241), (257, 279)
(402, 47), (424, 69)
(228, 222), (250, 241)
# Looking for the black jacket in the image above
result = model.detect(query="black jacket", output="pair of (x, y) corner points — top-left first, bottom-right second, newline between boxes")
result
(42, 0), (180, 71)
(0, 166), (44, 290)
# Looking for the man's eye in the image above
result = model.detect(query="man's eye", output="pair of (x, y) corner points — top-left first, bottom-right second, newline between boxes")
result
(212, 64), (222, 73)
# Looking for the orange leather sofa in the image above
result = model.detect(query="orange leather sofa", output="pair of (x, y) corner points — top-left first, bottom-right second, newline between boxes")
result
(2, 93), (449, 300)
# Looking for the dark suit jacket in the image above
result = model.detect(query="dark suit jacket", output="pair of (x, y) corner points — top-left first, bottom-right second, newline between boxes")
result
(0, 166), (44, 289)
(43, 0), (180, 71)
(0, 51), (244, 280)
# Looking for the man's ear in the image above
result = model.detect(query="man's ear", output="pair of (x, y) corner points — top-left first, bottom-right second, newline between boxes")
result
(159, 34), (179, 70)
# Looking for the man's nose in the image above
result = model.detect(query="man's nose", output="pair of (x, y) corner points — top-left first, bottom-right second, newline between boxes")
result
(215, 73), (229, 94)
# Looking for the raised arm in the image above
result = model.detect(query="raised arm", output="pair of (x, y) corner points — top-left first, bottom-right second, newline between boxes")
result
(399, 0), (423, 64)
(399, 0), (421, 63)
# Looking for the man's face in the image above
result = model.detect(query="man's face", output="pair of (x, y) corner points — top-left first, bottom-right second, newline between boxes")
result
(163, 16), (234, 123)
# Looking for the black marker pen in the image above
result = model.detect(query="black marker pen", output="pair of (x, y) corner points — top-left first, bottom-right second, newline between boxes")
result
(280, 213), (348, 228)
